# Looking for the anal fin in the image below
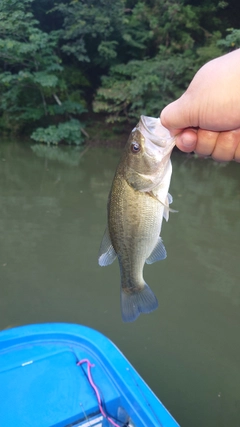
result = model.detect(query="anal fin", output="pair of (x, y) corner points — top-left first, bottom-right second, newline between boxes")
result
(146, 237), (167, 264)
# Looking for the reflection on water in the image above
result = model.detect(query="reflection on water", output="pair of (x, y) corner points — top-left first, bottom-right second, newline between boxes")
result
(31, 144), (87, 166)
(0, 141), (239, 427)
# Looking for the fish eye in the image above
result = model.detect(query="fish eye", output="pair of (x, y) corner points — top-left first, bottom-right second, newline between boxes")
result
(131, 141), (141, 153)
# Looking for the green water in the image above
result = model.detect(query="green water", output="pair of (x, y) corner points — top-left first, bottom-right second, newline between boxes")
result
(0, 141), (239, 427)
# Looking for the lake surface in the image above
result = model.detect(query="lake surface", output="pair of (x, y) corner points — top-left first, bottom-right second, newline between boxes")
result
(0, 141), (239, 427)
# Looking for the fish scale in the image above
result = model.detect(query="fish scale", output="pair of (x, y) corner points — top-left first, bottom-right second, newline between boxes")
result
(98, 115), (175, 322)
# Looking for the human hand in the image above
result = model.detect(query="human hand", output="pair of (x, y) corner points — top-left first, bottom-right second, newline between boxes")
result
(160, 49), (240, 162)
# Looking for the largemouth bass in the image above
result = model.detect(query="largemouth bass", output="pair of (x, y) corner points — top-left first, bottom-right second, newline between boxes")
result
(98, 116), (175, 322)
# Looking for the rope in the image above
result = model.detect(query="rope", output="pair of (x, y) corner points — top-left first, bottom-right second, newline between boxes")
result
(77, 359), (123, 427)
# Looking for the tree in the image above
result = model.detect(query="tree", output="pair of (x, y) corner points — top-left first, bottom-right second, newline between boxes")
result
(93, 0), (229, 123)
(0, 0), (86, 144)
(0, 0), (238, 139)
(55, 0), (125, 65)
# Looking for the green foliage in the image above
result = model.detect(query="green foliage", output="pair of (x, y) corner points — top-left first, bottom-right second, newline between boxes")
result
(55, 0), (125, 65)
(47, 101), (86, 116)
(0, 0), (239, 137)
(93, 0), (228, 122)
(196, 31), (224, 66)
(217, 28), (240, 50)
(0, 0), (86, 142)
(93, 52), (195, 122)
(31, 119), (85, 145)
(122, 1), (197, 58)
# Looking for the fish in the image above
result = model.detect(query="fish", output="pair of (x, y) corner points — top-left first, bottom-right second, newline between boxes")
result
(98, 115), (176, 322)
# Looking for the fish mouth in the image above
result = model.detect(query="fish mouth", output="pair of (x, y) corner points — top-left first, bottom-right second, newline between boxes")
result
(140, 115), (175, 153)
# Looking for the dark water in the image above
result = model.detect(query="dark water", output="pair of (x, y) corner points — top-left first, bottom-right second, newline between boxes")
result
(0, 141), (239, 427)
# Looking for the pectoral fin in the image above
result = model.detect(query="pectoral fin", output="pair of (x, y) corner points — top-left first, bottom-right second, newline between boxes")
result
(146, 237), (167, 264)
(149, 191), (177, 221)
(167, 192), (173, 205)
(163, 193), (171, 221)
(98, 226), (117, 266)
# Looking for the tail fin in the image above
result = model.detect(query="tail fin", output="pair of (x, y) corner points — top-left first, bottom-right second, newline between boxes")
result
(121, 283), (158, 323)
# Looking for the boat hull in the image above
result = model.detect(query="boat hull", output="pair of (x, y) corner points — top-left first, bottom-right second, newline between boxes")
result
(0, 323), (179, 427)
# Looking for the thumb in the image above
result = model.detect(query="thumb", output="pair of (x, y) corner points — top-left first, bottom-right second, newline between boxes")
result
(160, 94), (195, 134)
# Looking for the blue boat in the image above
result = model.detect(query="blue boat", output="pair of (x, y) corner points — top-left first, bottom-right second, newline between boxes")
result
(0, 323), (179, 427)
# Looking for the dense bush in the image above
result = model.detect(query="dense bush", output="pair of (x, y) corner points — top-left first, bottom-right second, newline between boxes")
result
(0, 0), (239, 143)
